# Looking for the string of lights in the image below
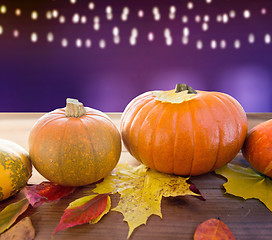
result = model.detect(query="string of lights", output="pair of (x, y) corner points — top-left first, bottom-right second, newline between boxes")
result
(0, 0), (271, 49)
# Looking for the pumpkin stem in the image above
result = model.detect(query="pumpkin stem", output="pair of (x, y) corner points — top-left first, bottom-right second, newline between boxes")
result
(175, 84), (197, 94)
(65, 98), (87, 118)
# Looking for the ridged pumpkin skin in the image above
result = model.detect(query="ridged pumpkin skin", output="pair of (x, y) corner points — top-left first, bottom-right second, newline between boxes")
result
(121, 87), (248, 176)
(28, 103), (121, 186)
(0, 139), (32, 201)
(242, 119), (272, 177)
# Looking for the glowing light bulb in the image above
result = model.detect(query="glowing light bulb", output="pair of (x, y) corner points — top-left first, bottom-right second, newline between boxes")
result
(196, 40), (203, 49)
(47, 32), (54, 42)
(182, 36), (189, 45)
(164, 28), (170, 38)
(206, 0), (212, 3)
(148, 32), (154, 41)
(121, 14), (128, 21)
(195, 15), (201, 23)
(153, 6), (159, 15)
(0, 5), (7, 14)
(183, 27), (189, 37)
(204, 15), (210, 22)
(229, 10), (236, 18)
(52, 9), (59, 18)
(31, 11), (38, 20)
(13, 29), (19, 38)
(170, 6), (176, 13)
(264, 34), (271, 44)
(248, 33), (255, 44)
(88, 2), (95, 10)
(61, 38), (68, 47)
(131, 28), (138, 38)
(138, 10), (144, 18)
(222, 13), (229, 23)
(187, 2), (194, 10)
(94, 16), (99, 23)
(46, 11), (52, 19)
(182, 15), (188, 23)
(113, 35), (120, 44)
(106, 13), (113, 20)
(30, 32), (38, 42)
(166, 37), (172, 46)
(261, 8), (267, 15)
(70, 0), (77, 4)
(216, 14), (222, 22)
(113, 26), (119, 36)
(0, 25), (3, 35)
(106, 6), (112, 14)
(15, 8), (21, 16)
(76, 38), (82, 48)
(123, 7), (129, 15)
(99, 39), (106, 49)
(154, 14), (161, 21)
(72, 13), (80, 23)
(243, 9), (251, 19)
(81, 15), (87, 24)
(85, 39), (92, 48)
(59, 15), (66, 24)
(220, 39), (227, 49)
(234, 39), (241, 49)
(130, 37), (136, 46)
(211, 39), (217, 49)
(202, 22), (209, 31)
(93, 22), (100, 31)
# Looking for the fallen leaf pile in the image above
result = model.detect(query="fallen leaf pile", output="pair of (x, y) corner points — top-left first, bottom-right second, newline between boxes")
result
(0, 182), (76, 235)
(0, 163), (200, 238)
(215, 163), (272, 211)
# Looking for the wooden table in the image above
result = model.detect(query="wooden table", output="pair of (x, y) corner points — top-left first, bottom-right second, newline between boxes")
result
(0, 112), (272, 240)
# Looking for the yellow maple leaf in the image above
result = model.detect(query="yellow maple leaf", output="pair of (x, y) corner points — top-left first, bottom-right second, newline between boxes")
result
(215, 163), (272, 211)
(93, 162), (198, 238)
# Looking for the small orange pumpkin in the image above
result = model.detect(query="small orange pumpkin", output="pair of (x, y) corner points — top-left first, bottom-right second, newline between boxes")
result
(0, 139), (32, 201)
(242, 119), (272, 177)
(28, 98), (121, 186)
(121, 84), (248, 176)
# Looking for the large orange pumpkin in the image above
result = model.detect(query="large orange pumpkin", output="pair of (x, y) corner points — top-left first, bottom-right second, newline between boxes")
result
(242, 119), (272, 177)
(28, 98), (121, 186)
(121, 84), (248, 176)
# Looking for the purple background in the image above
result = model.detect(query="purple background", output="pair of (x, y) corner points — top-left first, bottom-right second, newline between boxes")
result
(0, 0), (271, 112)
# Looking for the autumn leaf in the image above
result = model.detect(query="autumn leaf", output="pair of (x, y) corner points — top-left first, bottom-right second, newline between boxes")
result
(93, 162), (199, 238)
(23, 181), (77, 207)
(215, 163), (272, 211)
(0, 198), (29, 234)
(194, 218), (235, 240)
(53, 193), (111, 235)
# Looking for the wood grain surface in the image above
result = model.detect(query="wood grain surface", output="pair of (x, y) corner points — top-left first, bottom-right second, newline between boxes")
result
(0, 112), (272, 240)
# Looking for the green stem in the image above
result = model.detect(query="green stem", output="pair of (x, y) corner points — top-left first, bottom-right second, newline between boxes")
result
(175, 84), (197, 94)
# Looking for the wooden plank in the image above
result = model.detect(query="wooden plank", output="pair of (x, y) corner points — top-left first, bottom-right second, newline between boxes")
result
(0, 112), (272, 240)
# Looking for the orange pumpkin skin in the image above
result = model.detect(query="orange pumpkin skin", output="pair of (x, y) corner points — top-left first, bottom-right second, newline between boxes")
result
(121, 88), (248, 176)
(28, 104), (121, 186)
(242, 119), (272, 177)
